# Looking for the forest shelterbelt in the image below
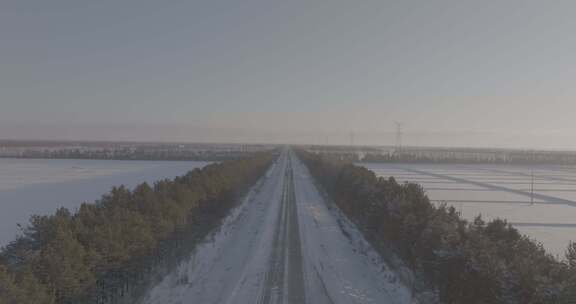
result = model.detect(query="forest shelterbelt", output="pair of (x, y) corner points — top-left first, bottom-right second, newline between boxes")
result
(298, 150), (576, 304)
(0, 152), (274, 304)
(139, 149), (412, 303)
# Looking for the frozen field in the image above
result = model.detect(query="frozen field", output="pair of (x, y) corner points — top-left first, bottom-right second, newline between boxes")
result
(0, 158), (209, 247)
(364, 163), (576, 258)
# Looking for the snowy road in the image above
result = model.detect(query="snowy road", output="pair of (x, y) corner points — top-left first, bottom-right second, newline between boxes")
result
(142, 150), (411, 304)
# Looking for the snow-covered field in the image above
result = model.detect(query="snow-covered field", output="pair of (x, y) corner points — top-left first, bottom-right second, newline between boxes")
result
(0, 158), (209, 247)
(142, 150), (412, 304)
(364, 163), (576, 258)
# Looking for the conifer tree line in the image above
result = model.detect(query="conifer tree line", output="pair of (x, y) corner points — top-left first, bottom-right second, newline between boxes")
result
(0, 152), (275, 304)
(297, 150), (576, 303)
(9, 147), (260, 161)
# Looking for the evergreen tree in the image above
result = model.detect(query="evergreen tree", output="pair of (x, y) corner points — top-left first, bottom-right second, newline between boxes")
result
(0, 151), (274, 303)
(298, 149), (567, 303)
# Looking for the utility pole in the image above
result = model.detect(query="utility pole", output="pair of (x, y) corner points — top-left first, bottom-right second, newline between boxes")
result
(350, 131), (359, 161)
(530, 169), (535, 205)
(395, 122), (403, 153)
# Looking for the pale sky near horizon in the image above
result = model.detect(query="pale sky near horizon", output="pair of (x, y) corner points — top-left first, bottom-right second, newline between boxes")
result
(1, 1), (576, 149)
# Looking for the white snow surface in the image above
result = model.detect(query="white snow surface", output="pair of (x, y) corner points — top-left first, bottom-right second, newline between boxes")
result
(364, 162), (576, 258)
(0, 159), (209, 247)
(141, 150), (412, 304)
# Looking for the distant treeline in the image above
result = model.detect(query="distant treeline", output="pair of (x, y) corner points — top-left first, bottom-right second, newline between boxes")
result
(0, 152), (275, 303)
(298, 150), (576, 303)
(3, 149), (259, 161)
(304, 145), (576, 165)
(361, 151), (576, 165)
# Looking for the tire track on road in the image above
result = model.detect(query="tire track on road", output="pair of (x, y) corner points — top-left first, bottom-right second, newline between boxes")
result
(285, 159), (306, 304)
(258, 156), (306, 304)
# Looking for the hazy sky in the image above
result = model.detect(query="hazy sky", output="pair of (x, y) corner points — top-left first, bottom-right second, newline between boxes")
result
(1, 1), (576, 148)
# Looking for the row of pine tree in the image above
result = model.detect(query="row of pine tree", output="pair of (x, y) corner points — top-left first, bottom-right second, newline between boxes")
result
(298, 150), (576, 303)
(0, 152), (274, 304)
